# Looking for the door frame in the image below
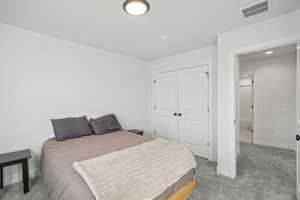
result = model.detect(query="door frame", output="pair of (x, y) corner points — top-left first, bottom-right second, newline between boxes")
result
(152, 62), (214, 162)
(297, 41), (300, 200)
(232, 40), (300, 179)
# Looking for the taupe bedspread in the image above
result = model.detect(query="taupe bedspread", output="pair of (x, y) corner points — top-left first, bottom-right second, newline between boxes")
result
(41, 131), (195, 200)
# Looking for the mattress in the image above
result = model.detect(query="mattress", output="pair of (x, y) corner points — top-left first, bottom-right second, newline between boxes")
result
(40, 131), (195, 200)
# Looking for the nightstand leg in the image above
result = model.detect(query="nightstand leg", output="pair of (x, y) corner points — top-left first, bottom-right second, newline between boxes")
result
(22, 159), (29, 193)
(0, 167), (3, 189)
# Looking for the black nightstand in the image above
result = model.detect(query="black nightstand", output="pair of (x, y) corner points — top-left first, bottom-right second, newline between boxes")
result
(127, 129), (144, 136)
(0, 149), (31, 193)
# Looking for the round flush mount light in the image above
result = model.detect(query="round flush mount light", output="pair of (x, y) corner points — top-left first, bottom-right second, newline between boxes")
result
(123, 0), (150, 16)
(161, 35), (170, 41)
(265, 51), (273, 55)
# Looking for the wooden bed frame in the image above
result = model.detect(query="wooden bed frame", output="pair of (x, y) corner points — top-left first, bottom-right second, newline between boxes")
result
(168, 180), (196, 200)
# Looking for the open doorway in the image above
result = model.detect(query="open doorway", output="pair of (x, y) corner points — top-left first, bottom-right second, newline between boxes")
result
(235, 43), (298, 198)
(237, 44), (297, 149)
(239, 73), (254, 143)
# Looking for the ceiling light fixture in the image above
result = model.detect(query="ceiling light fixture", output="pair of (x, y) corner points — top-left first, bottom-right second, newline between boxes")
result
(265, 51), (273, 55)
(123, 0), (150, 16)
(161, 35), (170, 41)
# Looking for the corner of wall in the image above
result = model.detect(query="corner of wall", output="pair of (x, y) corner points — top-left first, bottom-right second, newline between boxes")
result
(217, 165), (236, 179)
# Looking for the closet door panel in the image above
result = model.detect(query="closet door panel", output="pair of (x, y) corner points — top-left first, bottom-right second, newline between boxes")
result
(155, 71), (179, 141)
(178, 66), (209, 158)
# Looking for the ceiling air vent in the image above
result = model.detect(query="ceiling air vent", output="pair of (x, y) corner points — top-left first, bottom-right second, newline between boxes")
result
(241, 0), (270, 18)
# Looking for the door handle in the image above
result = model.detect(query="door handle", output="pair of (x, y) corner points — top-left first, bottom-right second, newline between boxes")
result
(296, 135), (300, 141)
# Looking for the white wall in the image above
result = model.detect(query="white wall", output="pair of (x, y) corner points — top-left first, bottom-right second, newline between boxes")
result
(146, 45), (218, 162)
(0, 23), (148, 185)
(217, 10), (300, 178)
(240, 53), (297, 150)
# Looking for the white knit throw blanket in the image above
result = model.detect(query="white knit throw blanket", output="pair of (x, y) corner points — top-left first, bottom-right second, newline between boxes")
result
(73, 138), (196, 200)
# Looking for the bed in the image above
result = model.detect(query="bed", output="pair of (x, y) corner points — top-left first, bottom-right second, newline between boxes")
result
(41, 131), (196, 200)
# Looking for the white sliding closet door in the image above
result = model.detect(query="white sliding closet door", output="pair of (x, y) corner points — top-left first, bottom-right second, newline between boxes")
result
(155, 71), (179, 141)
(178, 67), (209, 158)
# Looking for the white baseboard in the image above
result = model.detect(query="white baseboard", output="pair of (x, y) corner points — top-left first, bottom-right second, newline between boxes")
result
(254, 140), (295, 150)
(217, 165), (236, 178)
(3, 168), (38, 187)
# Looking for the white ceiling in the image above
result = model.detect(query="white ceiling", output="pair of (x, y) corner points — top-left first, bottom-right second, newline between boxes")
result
(0, 0), (299, 60)
(239, 44), (297, 61)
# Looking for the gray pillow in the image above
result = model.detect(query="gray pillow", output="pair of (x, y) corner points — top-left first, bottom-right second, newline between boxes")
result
(51, 116), (93, 141)
(89, 114), (122, 135)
